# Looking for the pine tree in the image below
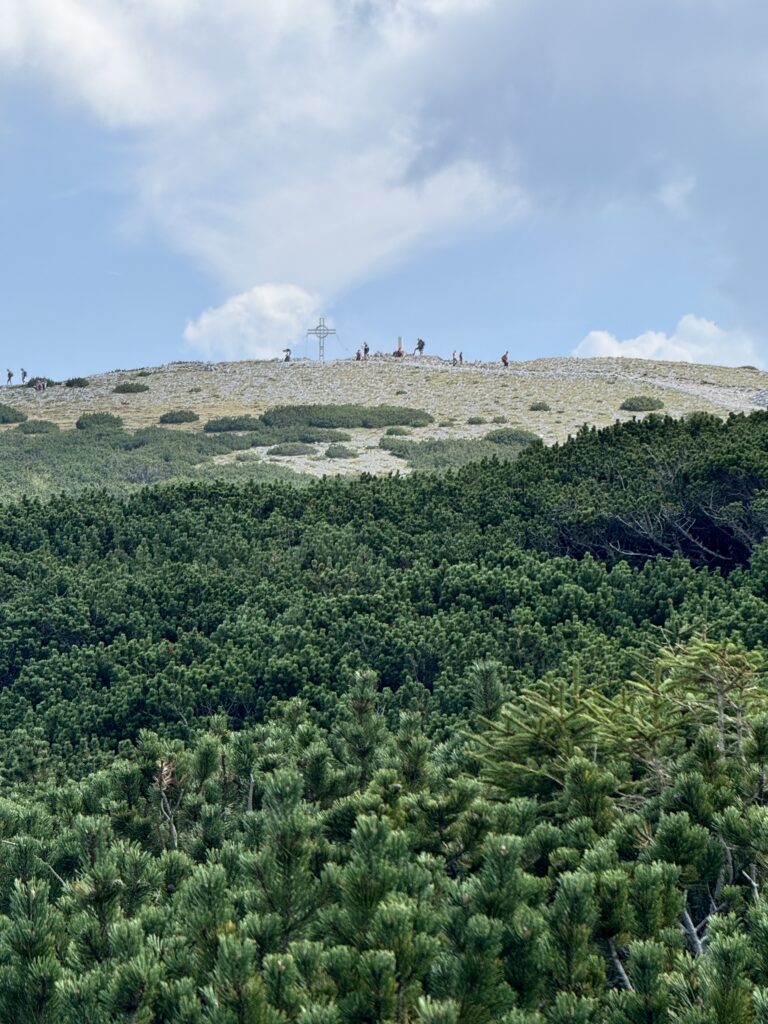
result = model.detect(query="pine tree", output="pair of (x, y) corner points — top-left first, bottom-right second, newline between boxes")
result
(175, 863), (234, 977)
(547, 873), (603, 997)
(605, 940), (671, 1024)
(243, 769), (327, 949)
(476, 676), (597, 800)
(656, 637), (767, 758)
(465, 835), (549, 1007)
(467, 660), (506, 725)
(431, 898), (515, 1024)
(332, 671), (390, 787)
(202, 935), (284, 1024)
(0, 880), (62, 1024)
(696, 927), (755, 1024)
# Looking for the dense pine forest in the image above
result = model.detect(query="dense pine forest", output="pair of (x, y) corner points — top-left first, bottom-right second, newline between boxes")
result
(4, 409), (768, 1022)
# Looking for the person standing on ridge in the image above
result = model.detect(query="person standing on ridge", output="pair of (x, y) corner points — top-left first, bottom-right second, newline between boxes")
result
(355, 349), (362, 361)
(415, 337), (425, 355)
(20, 368), (27, 384)
(452, 351), (457, 366)
(6, 369), (12, 385)
(363, 341), (370, 360)
(501, 351), (509, 368)
(459, 352), (463, 365)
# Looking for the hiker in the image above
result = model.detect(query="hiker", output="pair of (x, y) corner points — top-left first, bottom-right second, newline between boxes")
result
(282, 348), (291, 363)
(6, 369), (12, 385)
(452, 351), (457, 366)
(501, 351), (509, 368)
(459, 352), (463, 365)
(355, 349), (362, 361)
(363, 342), (370, 360)
(414, 337), (425, 356)
(20, 368), (27, 384)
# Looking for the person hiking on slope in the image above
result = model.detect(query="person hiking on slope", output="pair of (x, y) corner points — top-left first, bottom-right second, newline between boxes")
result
(452, 351), (457, 366)
(20, 368), (27, 384)
(414, 337), (425, 356)
(501, 351), (509, 368)
(363, 342), (370, 360)
(6, 369), (12, 385)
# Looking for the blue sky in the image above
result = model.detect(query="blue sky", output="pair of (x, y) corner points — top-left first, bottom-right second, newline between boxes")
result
(1, 0), (766, 378)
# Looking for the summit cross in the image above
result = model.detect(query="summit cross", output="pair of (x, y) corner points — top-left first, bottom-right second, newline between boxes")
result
(306, 317), (336, 361)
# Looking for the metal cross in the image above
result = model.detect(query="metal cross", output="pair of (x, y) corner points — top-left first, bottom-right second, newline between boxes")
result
(306, 317), (336, 361)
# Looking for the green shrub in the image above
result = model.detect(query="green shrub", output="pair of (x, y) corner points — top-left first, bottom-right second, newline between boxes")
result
(0, 403), (27, 424)
(325, 444), (358, 459)
(378, 431), (539, 471)
(134, 370), (152, 377)
(267, 442), (317, 457)
(113, 382), (150, 394)
(204, 416), (262, 432)
(385, 426), (412, 437)
(17, 419), (59, 434)
(297, 430), (352, 443)
(467, 416), (486, 425)
(76, 413), (123, 431)
(380, 436), (520, 471)
(379, 436), (412, 454)
(159, 409), (200, 425)
(65, 377), (89, 388)
(620, 395), (665, 412)
(492, 415), (508, 424)
(529, 401), (551, 411)
(25, 377), (56, 389)
(484, 427), (541, 446)
(261, 404), (433, 429)
(189, 387), (202, 393)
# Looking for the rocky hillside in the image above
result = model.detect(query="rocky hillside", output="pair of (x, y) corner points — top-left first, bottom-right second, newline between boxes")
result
(5, 354), (765, 476)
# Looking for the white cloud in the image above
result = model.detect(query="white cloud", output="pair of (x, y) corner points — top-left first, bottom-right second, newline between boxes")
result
(1, 0), (527, 357)
(0, 0), (211, 126)
(3, 1), (768, 359)
(573, 315), (763, 368)
(183, 284), (320, 360)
